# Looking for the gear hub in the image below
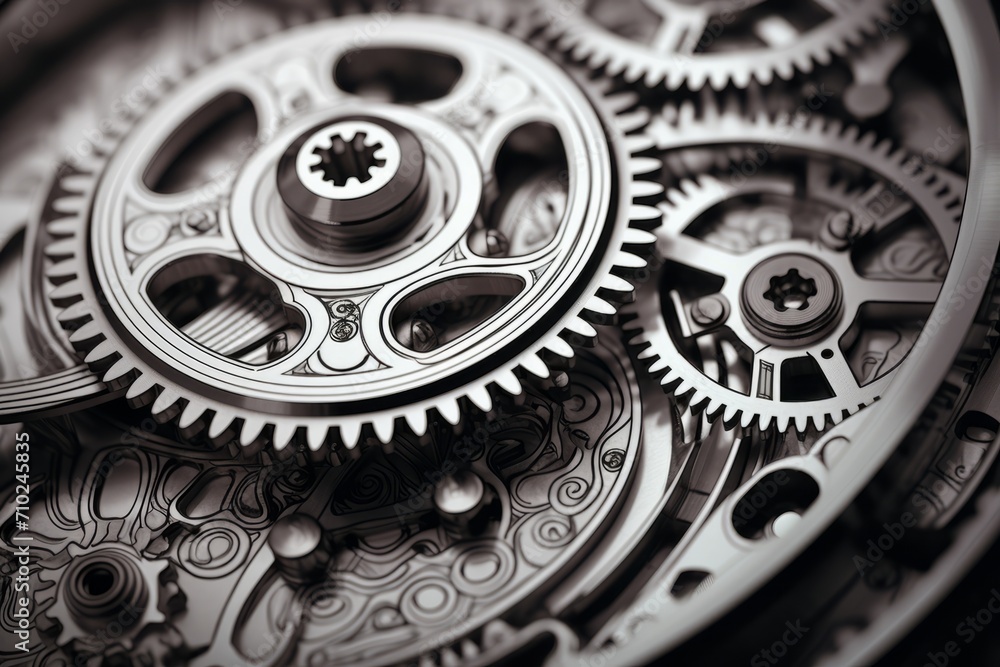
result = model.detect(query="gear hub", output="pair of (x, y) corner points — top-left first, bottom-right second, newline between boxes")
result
(277, 117), (428, 252)
(742, 254), (843, 347)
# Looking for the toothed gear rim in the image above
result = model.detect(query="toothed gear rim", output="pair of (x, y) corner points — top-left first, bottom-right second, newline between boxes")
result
(45, 15), (659, 453)
(624, 110), (964, 433)
(544, 0), (888, 91)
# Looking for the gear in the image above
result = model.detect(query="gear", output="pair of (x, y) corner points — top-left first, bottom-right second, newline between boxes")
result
(543, 0), (887, 90)
(624, 105), (965, 433)
(42, 15), (660, 458)
(36, 543), (185, 662)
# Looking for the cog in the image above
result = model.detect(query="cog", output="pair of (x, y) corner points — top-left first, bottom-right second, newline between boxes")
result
(624, 105), (965, 433)
(542, 0), (887, 90)
(42, 15), (660, 457)
(36, 543), (185, 662)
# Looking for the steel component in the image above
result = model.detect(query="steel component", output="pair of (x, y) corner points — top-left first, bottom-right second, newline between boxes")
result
(624, 108), (963, 432)
(41, 15), (659, 455)
(0, 1), (998, 667)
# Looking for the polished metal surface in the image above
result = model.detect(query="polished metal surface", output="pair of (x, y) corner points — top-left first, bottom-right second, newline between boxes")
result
(1, 1), (999, 666)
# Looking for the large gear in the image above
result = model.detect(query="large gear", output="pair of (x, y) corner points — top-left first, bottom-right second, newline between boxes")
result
(542, 0), (887, 90)
(42, 15), (661, 457)
(624, 104), (965, 432)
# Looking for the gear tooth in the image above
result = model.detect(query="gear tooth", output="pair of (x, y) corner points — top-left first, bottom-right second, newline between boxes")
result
(45, 259), (78, 283)
(398, 409), (425, 438)
(151, 388), (181, 416)
(675, 379), (694, 398)
(44, 239), (78, 260)
(306, 423), (329, 451)
(103, 358), (135, 384)
(341, 419), (366, 449)
(600, 273), (634, 295)
(565, 316), (598, 340)
(208, 409), (236, 440)
(644, 68), (663, 89)
(858, 130), (878, 149)
(632, 181), (663, 199)
(616, 250), (648, 270)
(584, 295), (617, 317)
(372, 417), (395, 445)
(629, 204), (662, 227)
(494, 370), (523, 397)
(623, 227), (657, 246)
(49, 278), (84, 302)
(723, 405), (740, 427)
(46, 217), (79, 237)
(272, 422), (298, 450)
(546, 336), (575, 359)
(83, 339), (116, 365)
(461, 639), (480, 659)
(630, 157), (661, 177)
(125, 373), (156, 401)
(648, 356), (672, 374)
(662, 369), (682, 387)
(521, 352), (551, 378)
(775, 415), (790, 433)
(728, 69), (749, 89)
(467, 385), (494, 413)
(878, 139), (897, 157)
(617, 110), (651, 134)
(438, 399), (462, 426)
(68, 320), (103, 344)
(58, 174), (95, 193)
(177, 401), (206, 430)
(794, 415), (809, 434)
(51, 196), (88, 215)
(625, 135), (657, 156)
(57, 300), (93, 323)
(239, 417), (268, 447)
(741, 411), (755, 429)
(605, 91), (639, 114)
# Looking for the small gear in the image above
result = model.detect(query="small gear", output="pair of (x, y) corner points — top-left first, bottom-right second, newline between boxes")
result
(624, 104), (965, 433)
(42, 15), (660, 458)
(36, 543), (185, 662)
(542, 0), (887, 90)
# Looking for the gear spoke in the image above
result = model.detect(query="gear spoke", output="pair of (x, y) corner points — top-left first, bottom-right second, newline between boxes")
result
(812, 348), (861, 399)
(661, 233), (745, 282)
(853, 278), (942, 306)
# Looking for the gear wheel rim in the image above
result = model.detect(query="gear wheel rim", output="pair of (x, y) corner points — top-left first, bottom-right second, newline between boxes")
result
(542, 0), (888, 91)
(42, 15), (662, 458)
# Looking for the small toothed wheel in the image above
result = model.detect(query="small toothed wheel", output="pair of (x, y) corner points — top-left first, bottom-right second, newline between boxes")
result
(36, 544), (185, 659)
(624, 107), (962, 433)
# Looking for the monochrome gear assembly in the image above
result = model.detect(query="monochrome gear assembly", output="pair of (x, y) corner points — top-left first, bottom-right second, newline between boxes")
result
(1, 1), (999, 666)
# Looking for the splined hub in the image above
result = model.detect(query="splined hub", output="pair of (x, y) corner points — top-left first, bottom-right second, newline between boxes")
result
(277, 117), (428, 252)
(742, 254), (843, 346)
